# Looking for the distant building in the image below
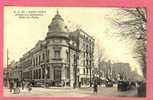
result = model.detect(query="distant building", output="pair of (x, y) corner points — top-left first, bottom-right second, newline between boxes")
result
(4, 61), (21, 80)
(4, 11), (95, 87)
(4, 61), (22, 87)
(98, 60), (112, 79)
(98, 61), (142, 81)
(111, 62), (131, 80)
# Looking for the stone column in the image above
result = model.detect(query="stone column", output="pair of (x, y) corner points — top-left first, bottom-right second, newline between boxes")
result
(70, 64), (74, 87)
(61, 65), (66, 81)
(37, 69), (39, 79)
(32, 70), (33, 80)
(50, 65), (54, 80)
(40, 68), (42, 80)
(65, 67), (67, 86)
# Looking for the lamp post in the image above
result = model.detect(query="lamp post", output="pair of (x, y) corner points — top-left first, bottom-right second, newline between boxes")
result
(6, 48), (11, 87)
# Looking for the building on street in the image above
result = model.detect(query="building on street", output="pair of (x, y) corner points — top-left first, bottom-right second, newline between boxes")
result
(4, 11), (95, 88)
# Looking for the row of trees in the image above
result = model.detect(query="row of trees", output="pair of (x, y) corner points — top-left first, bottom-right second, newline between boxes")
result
(111, 8), (147, 78)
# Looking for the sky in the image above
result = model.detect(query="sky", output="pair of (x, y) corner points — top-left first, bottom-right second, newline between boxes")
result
(4, 7), (143, 76)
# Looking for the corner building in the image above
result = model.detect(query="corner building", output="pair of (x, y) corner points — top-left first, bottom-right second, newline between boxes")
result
(20, 11), (95, 87)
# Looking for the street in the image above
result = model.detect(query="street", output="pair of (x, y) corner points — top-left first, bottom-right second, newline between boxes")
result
(4, 86), (138, 97)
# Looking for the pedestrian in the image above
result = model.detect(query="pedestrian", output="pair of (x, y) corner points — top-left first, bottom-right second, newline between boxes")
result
(21, 80), (25, 90)
(12, 79), (21, 94)
(16, 79), (20, 88)
(93, 80), (98, 94)
(79, 81), (81, 88)
(73, 82), (75, 89)
(9, 80), (14, 93)
(27, 82), (32, 92)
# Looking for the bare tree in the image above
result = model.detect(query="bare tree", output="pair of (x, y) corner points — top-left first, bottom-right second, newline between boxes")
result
(111, 8), (147, 78)
(95, 39), (104, 67)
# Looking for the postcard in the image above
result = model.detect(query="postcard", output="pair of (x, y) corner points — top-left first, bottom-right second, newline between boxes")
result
(0, 0), (153, 100)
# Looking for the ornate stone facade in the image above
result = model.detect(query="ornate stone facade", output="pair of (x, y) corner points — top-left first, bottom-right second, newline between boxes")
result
(5, 11), (95, 87)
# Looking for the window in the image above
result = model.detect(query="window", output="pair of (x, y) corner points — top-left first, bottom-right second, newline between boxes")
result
(39, 69), (41, 79)
(47, 50), (49, 62)
(86, 45), (88, 53)
(47, 67), (50, 79)
(54, 50), (60, 58)
(33, 58), (35, 66)
(54, 68), (61, 81)
(83, 68), (85, 74)
(30, 59), (32, 65)
(42, 53), (45, 61)
(42, 68), (45, 79)
(86, 59), (88, 65)
(36, 57), (38, 66)
(39, 55), (41, 65)
(83, 60), (85, 66)
(84, 52), (85, 58)
(37, 56), (39, 65)
(86, 68), (88, 74)
(67, 68), (70, 78)
(66, 50), (69, 62)
(35, 57), (37, 66)
(74, 54), (76, 63)
(90, 60), (92, 66)
(53, 46), (61, 59)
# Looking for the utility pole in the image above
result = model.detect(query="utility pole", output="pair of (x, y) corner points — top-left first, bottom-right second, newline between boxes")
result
(7, 48), (9, 68)
(6, 48), (9, 87)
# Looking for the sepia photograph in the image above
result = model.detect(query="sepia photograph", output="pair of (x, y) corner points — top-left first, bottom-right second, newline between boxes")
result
(3, 7), (147, 97)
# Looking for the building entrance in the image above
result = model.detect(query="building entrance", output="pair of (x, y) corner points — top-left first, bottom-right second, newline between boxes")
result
(54, 67), (61, 86)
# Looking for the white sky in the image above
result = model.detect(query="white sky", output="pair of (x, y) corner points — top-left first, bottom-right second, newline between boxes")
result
(4, 7), (143, 76)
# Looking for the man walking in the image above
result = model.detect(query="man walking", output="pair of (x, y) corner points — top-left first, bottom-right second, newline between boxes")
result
(21, 80), (25, 90)
(93, 79), (98, 94)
